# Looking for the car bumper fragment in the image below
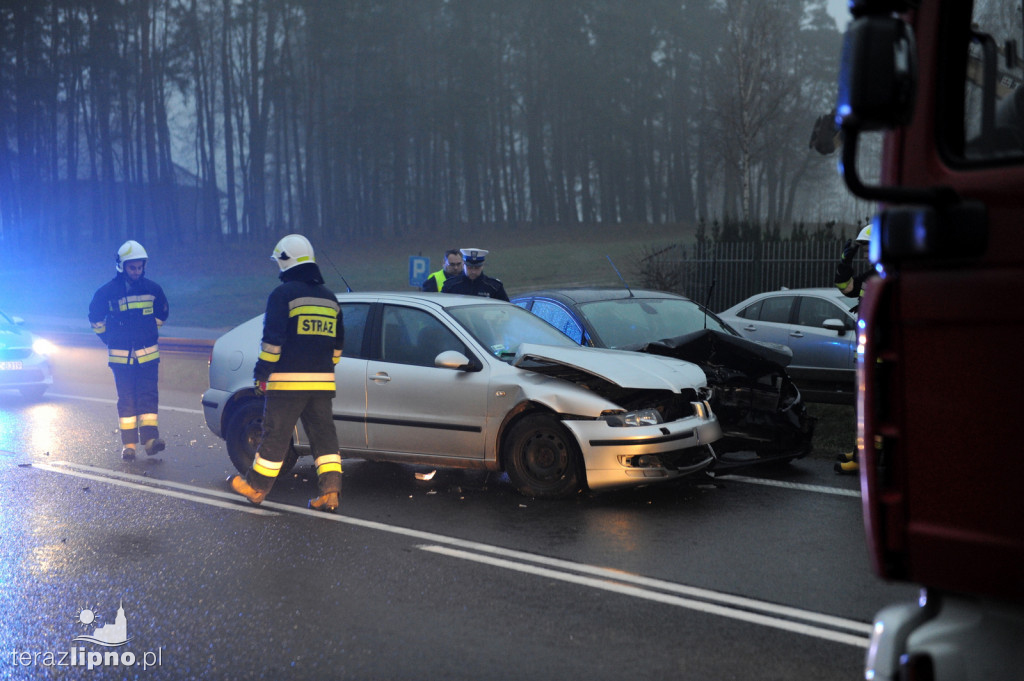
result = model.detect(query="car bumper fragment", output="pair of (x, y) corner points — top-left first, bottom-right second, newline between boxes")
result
(563, 414), (722, 491)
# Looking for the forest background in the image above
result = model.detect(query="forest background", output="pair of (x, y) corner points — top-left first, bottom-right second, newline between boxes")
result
(0, 0), (873, 251)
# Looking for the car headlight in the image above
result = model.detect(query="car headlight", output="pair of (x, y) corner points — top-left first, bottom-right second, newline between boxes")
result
(602, 408), (663, 427)
(32, 338), (57, 356)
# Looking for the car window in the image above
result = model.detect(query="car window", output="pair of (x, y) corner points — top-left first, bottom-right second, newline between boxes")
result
(340, 303), (370, 359)
(529, 300), (585, 344)
(796, 296), (846, 328)
(737, 300), (762, 320)
(448, 303), (578, 359)
(758, 296), (793, 323)
(379, 305), (468, 367)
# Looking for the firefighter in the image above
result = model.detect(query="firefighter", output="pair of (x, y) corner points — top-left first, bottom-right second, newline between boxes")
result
(440, 248), (509, 301)
(834, 222), (874, 474)
(88, 240), (170, 460)
(228, 234), (345, 512)
(420, 249), (463, 292)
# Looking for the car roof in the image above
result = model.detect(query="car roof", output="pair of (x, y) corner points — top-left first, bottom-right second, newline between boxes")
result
(513, 287), (694, 305)
(335, 291), (516, 310)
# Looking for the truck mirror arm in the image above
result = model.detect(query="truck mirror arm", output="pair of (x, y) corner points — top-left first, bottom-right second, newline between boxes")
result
(840, 124), (961, 207)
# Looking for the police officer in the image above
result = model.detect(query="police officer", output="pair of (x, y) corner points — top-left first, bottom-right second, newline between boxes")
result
(833, 222), (874, 474)
(440, 248), (509, 301)
(88, 240), (170, 460)
(228, 234), (345, 512)
(420, 249), (463, 292)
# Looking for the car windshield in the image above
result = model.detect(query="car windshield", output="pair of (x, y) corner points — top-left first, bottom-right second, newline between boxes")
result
(448, 303), (579, 359)
(578, 298), (734, 348)
(835, 295), (860, 315)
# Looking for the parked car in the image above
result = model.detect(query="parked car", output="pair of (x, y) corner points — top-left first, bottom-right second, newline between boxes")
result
(0, 309), (55, 399)
(511, 288), (815, 465)
(718, 288), (859, 404)
(202, 293), (723, 498)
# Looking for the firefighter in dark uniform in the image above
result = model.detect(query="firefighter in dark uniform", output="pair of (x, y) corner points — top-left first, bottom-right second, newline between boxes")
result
(88, 240), (170, 460)
(440, 248), (509, 301)
(420, 249), (463, 292)
(228, 234), (345, 512)
(833, 222), (873, 474)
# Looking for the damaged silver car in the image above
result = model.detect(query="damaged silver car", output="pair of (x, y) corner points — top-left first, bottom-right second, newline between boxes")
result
(202, 293), (722, 498)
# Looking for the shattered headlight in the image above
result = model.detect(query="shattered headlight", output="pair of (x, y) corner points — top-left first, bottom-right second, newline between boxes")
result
(602, 408), (663, 427)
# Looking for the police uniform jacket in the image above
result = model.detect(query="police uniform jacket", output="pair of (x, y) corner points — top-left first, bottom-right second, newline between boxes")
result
(88, 274), (169, 366)
(441, 273), (509, 301)
(254, 263), (344, 393)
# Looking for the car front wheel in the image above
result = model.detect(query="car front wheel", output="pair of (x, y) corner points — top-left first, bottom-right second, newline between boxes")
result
(503, 413), (583, 499)
(224, 398), (299, 477)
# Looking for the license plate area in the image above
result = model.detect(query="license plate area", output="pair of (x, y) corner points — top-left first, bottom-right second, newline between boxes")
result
(0, 361), (24, 370)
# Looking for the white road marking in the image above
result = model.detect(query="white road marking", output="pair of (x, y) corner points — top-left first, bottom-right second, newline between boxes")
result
(31, 460), (871, 648)
(419, 544), (871, 648)
(715, 474), (861, 498)
(33, 461), (278, 516)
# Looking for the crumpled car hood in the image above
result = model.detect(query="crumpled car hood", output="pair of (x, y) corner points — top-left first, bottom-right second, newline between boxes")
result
(622, 329), (814, 461)
(513, 342), (706, 392)
(620, 329), (792, 373)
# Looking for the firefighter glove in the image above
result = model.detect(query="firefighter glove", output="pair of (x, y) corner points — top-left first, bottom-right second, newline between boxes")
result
(840, 239), (860, 265)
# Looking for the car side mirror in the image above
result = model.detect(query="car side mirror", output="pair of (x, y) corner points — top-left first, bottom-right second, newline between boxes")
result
(435, 350), (481, 372)
(823, 319), (848, 335)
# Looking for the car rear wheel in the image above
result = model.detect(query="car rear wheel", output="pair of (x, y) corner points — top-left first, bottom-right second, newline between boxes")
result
(503, 413), (583, 499)
(225, 398), (299, 477)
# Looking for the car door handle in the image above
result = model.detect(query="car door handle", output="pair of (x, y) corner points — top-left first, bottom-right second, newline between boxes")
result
(742, 324), (757, 332)
(370, 372), (391, 383)
(789, 331), (804, 338)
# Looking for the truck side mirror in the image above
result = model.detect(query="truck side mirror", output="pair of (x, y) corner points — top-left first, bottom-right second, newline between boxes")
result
(837, 16), (917, 131)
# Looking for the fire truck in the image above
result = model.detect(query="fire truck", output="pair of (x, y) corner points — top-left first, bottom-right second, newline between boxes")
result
(836, 0), (1024, 678)
(831, 0), (1024, 675)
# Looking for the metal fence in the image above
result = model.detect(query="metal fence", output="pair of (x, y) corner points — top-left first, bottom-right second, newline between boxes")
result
(643, 240), (847, 312)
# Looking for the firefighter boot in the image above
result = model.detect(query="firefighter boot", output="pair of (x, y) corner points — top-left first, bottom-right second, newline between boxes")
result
(834, 456), (859, 474)
(121, 444), (137, 461)
(836, 451), (856, 463)
(308, 492), (339, 513)
(227, 475), (267, 505)
(143, 438), (166, 456)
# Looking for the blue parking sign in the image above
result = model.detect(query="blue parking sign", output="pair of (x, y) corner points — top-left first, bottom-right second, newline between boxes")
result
(409, 256), (430, 287)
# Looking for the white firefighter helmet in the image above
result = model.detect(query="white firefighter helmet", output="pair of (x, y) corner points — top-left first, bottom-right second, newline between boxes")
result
(116, 240), (149, 272)
(271, 234), (315, 272)
(856, 222), (872, 245)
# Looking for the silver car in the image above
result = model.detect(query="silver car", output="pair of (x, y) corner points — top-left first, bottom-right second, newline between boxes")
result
(718, 288), (859, 403)
(202, 293), (722, 498)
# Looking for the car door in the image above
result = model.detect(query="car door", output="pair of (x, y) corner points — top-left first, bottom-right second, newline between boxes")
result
(730, 294), (796, 349)
(323, 302), (368, 453)
(364, 304), (491, 459)
(789, 295), (856, 372)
